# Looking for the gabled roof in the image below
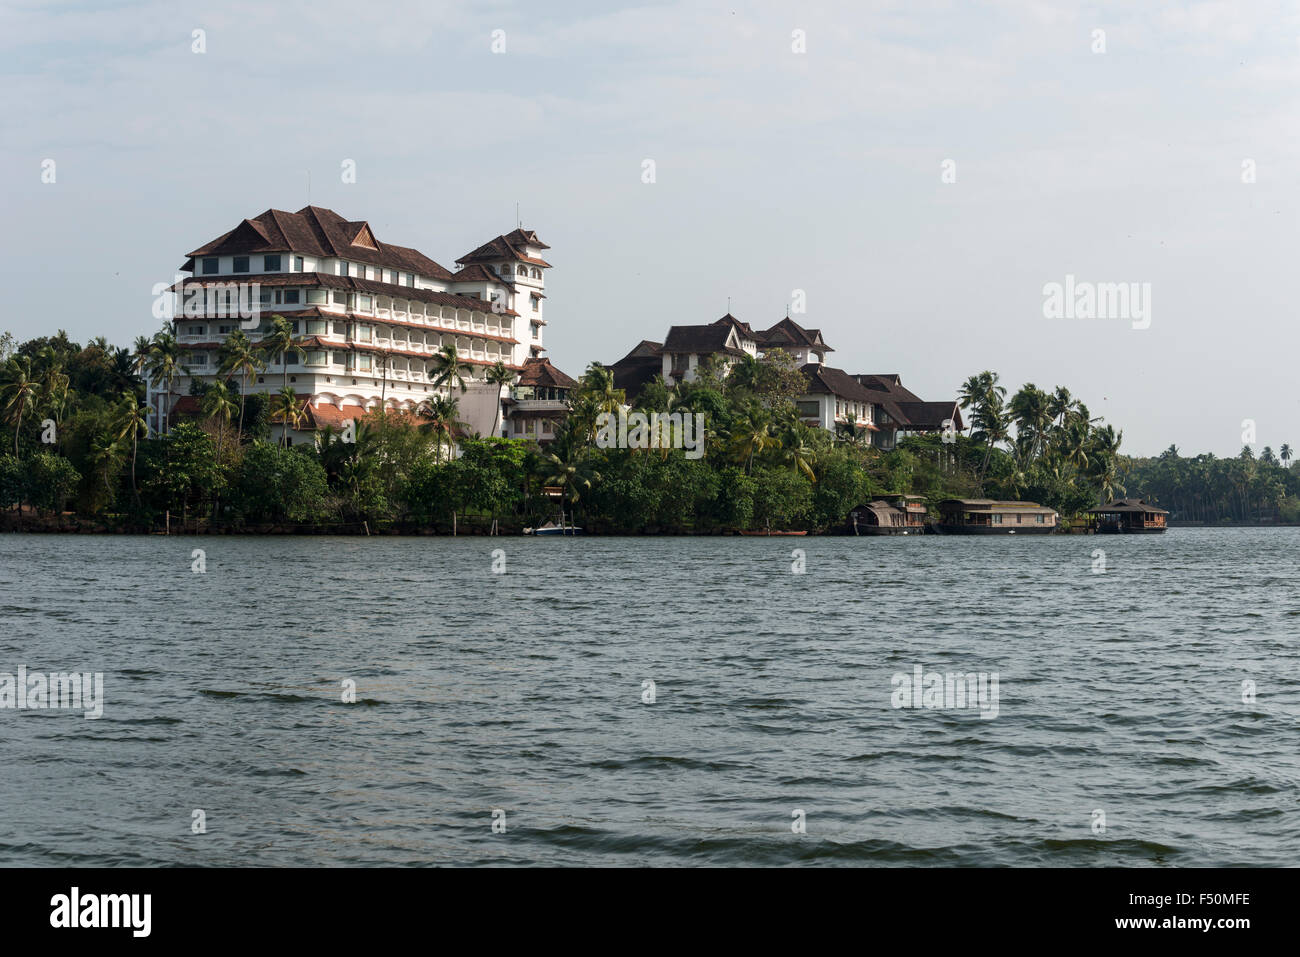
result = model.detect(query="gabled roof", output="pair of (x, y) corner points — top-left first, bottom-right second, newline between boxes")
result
(759, 317), (831, 352)
(502, 228), (549, 250)
(449, 263), (513, 287)
(661, 324), (745, 357)
(1086, 498), (1169, 515)
(515, 357), (577, 390)
(800, 364), (876, 403)
(187, 206), (455, 280)
(712, 313), (757, 339)
(896, 400), (964, 432)
(456, 228), (553, 268)
(612, 340), (663, 364)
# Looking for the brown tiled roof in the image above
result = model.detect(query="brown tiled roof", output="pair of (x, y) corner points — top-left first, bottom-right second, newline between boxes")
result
(515, 357), (577, 389)
(1086, 498), (1169, 515)
(759, 317), (831, 352)
(661, 325), (745, 356)
(800, 364), (876, 403)
(456, 229), (553, 268)
(187, 207), (454, 280)
(607, 342), (664, 401)
(712, 313), (757, 338)
(450, 263), (514, 287)
(897, 401), (964, 431)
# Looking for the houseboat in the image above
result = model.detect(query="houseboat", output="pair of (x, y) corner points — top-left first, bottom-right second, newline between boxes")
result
(934, 499), (1058, 535)
(848, 496), (928, 535)
(1086, 499), (1168, 534)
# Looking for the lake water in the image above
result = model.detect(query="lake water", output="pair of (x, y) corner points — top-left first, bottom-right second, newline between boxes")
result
(1, 530), (1296, 866)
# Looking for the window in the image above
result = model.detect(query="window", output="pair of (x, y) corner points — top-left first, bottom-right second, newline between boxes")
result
(286, 353), (299, 366)
(1035, 514), (1045, 524)
(357, 295), (372, 311)
(992, 514), (1002, 524)
(796, 401), (819, 417)
(259, 289), (273, 305)
(358, 326), (372, 342)
(305, 351), (327, 366)
(307, 289), (327, 305)
(306, 320), (327, 335)
(406, 273), (415, 287)
(332, 322), (346, 335)
(263, 255), (281, 272)
(338, 261), (349, 277)
(532, 268), (541, 279)
(283, 290), (300, 304)
(201, 257), (218, 275)
(232, 256), (249, 273)
(294, 256), (304, 272)
(332, 291), (348, 305)
(358, 355), (372, 371)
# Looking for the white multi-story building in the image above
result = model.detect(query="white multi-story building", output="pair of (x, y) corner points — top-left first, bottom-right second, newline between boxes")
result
(149, 206), (552, 442)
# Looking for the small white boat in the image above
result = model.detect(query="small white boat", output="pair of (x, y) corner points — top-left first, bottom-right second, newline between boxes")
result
(525, 521), (583, 536)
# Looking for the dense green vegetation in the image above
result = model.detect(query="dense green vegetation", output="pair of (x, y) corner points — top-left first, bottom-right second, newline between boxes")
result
(1124, 445), (1300, 524)
(1, 328), (1293, 531)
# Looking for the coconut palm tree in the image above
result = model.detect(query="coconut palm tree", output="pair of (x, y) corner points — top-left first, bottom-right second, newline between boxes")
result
(144, 330), (188, 434)
(216, 329), (263, 437)
(0, 355), (38, 456)
(258, 315), (301, 395)
(1009, 383), (1053, 460)
(429, 344), (469, 395)
(542, 449), (601, 527)
(269, 386), (307, 447)
(729, 407), (775, 474)
(1280, 443), (1292, 468)
(418, 394), (463, 463)
(579, 362), (626, 417)
(113, 397), (152, 505)
(199, 380), (239, 463)
(485, 360), (516, 438)
(89, 432), (126, 502)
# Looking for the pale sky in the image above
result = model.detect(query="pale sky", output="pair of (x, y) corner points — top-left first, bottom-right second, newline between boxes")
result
(4, 0), (1298, 457)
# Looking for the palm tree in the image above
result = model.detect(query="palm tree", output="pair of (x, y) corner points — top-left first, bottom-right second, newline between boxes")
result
(89, 432), (126, 502)
(0, 355), (38, 456)
(1009, 383), (1052, 460)
(579, 362), (625, 416)
(200, 380), (239, 462)
(269, 386), (307, 446)
(542, 450), (601, 527)
(729, 407), (775, 474)
(1047, 386), (1073, 428)
(144, 330), (188, 434)
(113, 397), (151, 505)
(1280, 444), (1292, 468)
(485, 360), (516, 438)
(418, 394), (463, 463)
(217, 329), (263, 437)
(258, 315), (301, 395)
(429, 344), (469, 395)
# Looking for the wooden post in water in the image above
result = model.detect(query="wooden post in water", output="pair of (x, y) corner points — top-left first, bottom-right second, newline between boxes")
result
(165, 510), (170, 535)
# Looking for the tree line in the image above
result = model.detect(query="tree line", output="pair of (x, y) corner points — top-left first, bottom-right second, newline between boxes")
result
(3, 327), (1290, 531)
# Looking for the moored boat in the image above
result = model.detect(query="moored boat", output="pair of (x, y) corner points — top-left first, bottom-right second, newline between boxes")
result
(1086, 499), (1168, 534)
(934, 499), (1058, 535)
(847, 495), (928, 535)
(525, 521), (584, 536)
